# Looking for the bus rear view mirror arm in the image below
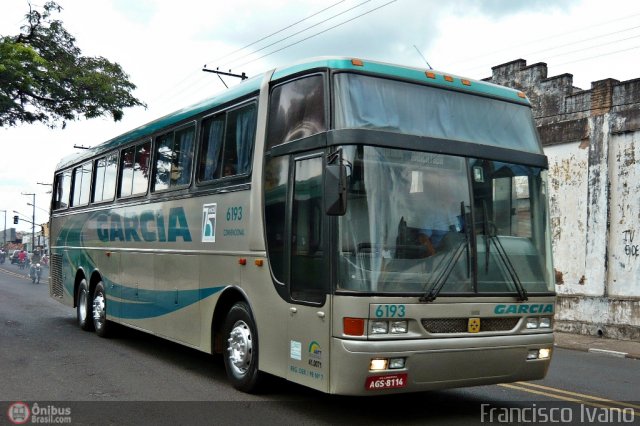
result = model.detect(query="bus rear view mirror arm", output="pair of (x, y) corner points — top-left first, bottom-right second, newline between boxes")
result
(324, 163), (347, 216)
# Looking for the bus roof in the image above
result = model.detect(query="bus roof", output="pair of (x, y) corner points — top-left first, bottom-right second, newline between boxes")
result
(55, 57), (529, 171)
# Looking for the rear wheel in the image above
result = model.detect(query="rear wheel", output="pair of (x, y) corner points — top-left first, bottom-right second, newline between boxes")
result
(222, 302), (262, 392)
(77, 279), (94, 331)
(92, 281), (110, 337)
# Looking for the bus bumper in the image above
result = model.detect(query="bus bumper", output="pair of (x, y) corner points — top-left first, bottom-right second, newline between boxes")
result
(329, 332), (553, 395)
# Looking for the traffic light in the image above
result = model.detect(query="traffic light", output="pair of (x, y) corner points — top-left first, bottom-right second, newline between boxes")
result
(13, 215), (18, 224)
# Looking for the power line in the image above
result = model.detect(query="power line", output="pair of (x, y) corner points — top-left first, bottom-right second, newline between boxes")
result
(553, 44), (640, 67)
(220, 0), (374, 69)
(235, 0), (398, 69)
(523, 24), (640, 58)
(449, 10), (640, 68)
(543, 33), (640, 61)
(455, 23), (640, 77)
(205, 0), (346, 66)
(154, 1), (375, 109)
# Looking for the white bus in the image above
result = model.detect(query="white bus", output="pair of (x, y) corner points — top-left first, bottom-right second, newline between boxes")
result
(49, 57), (555, 395)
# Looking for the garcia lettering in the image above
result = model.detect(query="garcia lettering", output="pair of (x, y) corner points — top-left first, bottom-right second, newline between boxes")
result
(494, 304), (554, 315)
(96, 207), (192, 243)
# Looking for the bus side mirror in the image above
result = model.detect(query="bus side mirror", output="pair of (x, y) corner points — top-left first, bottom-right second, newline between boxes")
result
(324, 164), (347, 216)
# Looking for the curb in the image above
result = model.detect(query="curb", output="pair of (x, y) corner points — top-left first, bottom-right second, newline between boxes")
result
(555, 342), (640, 360)
(587, 348), (629, 358)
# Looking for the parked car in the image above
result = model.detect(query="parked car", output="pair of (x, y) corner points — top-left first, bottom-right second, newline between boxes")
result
(10, 250), (21, 264)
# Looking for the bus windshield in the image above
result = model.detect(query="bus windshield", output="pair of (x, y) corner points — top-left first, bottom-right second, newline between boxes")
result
(334, 73), (542, 154)
(337, 145), (554, 295)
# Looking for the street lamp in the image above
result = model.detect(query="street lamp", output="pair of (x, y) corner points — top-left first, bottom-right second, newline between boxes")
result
(21, 193), (36, 252)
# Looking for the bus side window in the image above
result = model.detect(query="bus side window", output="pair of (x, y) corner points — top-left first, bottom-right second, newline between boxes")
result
(224, 104), (256, 176)
(199, 115), (225, 181)
(119, 141), (151, 198)
(154, 125), (195, 191)
(93, 153), (117, 203)
(198, 103), (256, 183)
(266, 75), (325, 150)
(71, 162), (92, 207)
(53, 170), (71, 210)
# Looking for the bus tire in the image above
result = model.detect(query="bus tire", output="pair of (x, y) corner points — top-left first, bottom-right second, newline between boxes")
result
(92, 281), (110, 338)
(222, 302), (262, 393)
(77, 279), (94, 331)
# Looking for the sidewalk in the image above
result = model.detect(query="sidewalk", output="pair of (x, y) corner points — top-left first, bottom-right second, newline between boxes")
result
(554, 331), (640, 360)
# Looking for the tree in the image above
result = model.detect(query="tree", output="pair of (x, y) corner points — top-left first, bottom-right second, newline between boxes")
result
(0, 1), (145, 128)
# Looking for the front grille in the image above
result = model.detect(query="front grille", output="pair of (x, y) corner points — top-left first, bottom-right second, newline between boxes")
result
(50, 253), (64, 298)
(421, 317), (520, 333)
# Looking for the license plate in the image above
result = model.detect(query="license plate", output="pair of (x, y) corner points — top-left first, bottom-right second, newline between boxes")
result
(365, 373), (408, 390)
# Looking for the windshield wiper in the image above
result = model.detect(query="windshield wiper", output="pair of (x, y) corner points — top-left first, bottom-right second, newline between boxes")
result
(481, 201), (528, 302)
(420, 202), (471, 303)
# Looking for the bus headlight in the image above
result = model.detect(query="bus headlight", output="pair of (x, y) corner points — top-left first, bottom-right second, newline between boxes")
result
(370, 321), (389, 334)
(370, 358), (388, 371)
(526, 318), (539, 329)
(538, 348), (551, 359)
(527, 348), (552, 360)
(539, 317), (552, 328)
(390, 320), (408, 334)
(388, 358), (405, 369)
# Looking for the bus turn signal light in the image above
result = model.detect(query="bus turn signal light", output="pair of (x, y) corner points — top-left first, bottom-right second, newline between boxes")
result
(351, 58), (364, 67)
(344, 317), (365, 336)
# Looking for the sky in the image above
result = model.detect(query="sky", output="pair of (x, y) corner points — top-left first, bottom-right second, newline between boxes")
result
(1, 0), (640, 235)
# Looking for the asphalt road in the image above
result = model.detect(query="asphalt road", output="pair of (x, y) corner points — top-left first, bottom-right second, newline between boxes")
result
(0, 262), (638, 425)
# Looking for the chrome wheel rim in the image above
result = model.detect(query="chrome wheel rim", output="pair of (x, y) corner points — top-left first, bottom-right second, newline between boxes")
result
(93, 291), (106, 329)
(227, 320), (253, 377)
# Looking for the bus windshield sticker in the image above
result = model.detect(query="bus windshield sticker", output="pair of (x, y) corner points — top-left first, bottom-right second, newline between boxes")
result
(202, 203), (217, 242)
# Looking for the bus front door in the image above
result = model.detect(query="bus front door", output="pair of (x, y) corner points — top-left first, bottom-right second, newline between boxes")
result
(286, 155), (331, 392)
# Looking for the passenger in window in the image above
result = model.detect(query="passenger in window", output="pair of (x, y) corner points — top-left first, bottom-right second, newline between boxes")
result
(417, 232), (436, 258)
(223, 163), (236, 177)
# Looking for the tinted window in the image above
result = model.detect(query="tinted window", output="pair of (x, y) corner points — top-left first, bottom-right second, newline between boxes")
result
(199, 115), (225, 181)
(264, 155), (289, 283)
(198, 104), (256, 183)
(291, 156), (325, 303)
(154, 125), (195, 191)
(93, 153), (118, 203)
(71, 162), (92, 207)
(267, 75), (325, 149)
(53, 171), (71, 210)
(120, 141), (151, 197)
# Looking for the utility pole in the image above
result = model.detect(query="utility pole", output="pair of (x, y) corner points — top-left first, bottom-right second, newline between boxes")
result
(22, 193), (35, 252)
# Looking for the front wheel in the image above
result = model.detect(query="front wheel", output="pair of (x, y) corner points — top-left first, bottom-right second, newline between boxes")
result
(92, 281), (110, 337)
(222, 302), (263, 392)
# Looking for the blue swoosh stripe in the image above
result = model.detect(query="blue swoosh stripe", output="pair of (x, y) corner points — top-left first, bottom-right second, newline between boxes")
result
(106, 284), (224, 319)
